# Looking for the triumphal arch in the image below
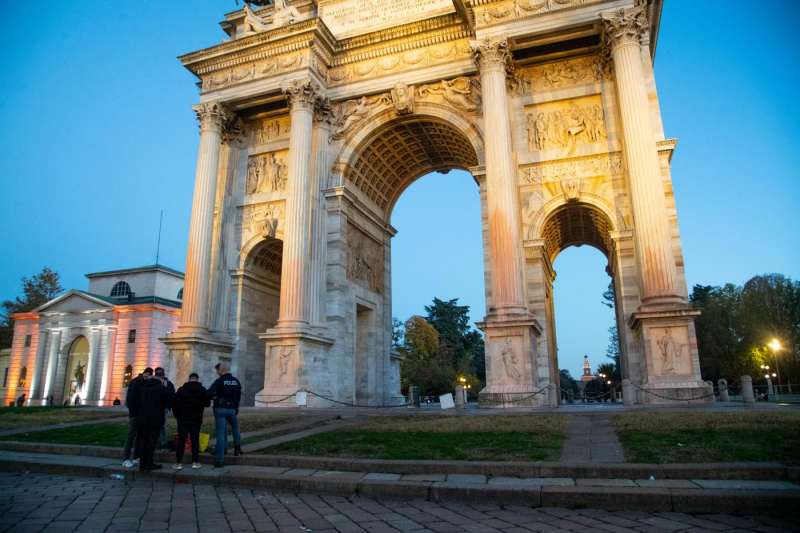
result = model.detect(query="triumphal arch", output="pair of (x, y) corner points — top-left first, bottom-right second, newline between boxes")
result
(163, 0), (712, 406)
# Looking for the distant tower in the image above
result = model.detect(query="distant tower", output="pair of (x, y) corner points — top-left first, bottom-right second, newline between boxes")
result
(581, 355), (594, 382)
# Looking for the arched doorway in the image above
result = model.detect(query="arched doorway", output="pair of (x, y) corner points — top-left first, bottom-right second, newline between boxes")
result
(235, 236), (283, 404)
(63, 336), (90, 405)
(332, 111), (483, 405)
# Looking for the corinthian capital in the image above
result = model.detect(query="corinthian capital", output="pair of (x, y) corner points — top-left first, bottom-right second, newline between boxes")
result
(283, 79), (321, 111)
(193, 101), (234, 133)
(601, 6), (648, 51)
(470, 38), (513, 76)
(312, 96), (334, 126)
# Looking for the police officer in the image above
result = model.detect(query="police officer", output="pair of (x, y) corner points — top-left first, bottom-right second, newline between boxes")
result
(207, 362), (242, 467)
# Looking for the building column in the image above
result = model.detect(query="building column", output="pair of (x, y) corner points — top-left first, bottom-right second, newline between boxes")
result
(471, 38), (527, 317)
(41, 329), (62, 403)
(602, 7), (681, 306)
(84, 328), (101, 403)
(28, 329), (49, 402)
(98, 327), (116, 404)
(179, 101), (234, 333)
(276, 80), (318, 329)
(309, 98), (333, 328)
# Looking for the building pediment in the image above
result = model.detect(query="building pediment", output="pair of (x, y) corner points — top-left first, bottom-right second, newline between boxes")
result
(35, 291), (114, 315)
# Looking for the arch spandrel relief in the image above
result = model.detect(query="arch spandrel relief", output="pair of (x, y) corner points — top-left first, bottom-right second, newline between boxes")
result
(169, 0), (713, 408)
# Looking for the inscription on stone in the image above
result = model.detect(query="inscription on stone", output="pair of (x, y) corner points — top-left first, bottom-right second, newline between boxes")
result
(319, 0), (454, 39)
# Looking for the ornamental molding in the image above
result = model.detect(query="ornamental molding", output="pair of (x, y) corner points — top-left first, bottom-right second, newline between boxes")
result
(472, 0), (603, 28)
(520, 152), (624, 185)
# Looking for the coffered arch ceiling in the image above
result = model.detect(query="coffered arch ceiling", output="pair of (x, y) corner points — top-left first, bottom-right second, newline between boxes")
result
(245, 237), (283, 279)
(542, 202), (614, 262)
(345, 117), (479, 215)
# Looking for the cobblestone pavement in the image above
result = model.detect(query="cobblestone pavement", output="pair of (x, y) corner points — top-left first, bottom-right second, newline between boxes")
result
(0, 473), (796, 533)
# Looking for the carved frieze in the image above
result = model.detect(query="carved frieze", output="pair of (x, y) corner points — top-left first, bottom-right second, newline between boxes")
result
(252, 116), (291, 145)
(417, 77), (481, 112)
(242, 202), (284, 240)
(246, 152), (288, 195)
(346, 223), (384, 293)
(518, 56), (604, 93)
(521, 153), (624, 185)
(327, 41), (471, 86)
(475, 0), (600, 28)
(201, 52), (306, 92)
(525, 96), (607, 155)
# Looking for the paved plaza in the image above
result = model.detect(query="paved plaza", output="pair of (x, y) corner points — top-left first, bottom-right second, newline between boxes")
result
(0, 472), (796, 533)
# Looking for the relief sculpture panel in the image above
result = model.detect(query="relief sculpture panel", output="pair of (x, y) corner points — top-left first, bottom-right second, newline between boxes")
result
(252, 116), (291, 145)
(246, 151), (289, 195)
(525, 95), (608, 156)
(517, 56), (604, 93)
(346, 223), (384, 293)
(649, 326), (692, 377)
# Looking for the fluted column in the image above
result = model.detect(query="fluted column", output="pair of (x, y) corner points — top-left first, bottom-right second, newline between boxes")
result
(84, 328), (101, 402)
(602, 7), (681, 304)
(180, 101), (233, 332)
(41, 329), (62, 402)
(471, 38), (527, 316)
(309, 98), (332, 327)
(98, 327), (116, 403)
(277, 80), (318, 328)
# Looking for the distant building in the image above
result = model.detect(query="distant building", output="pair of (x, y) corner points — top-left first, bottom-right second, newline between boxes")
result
(580, 355), (595, 383)
(3, 265), (183, 406)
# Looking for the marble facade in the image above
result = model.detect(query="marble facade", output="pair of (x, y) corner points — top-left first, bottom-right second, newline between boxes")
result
(165, 0), (711, 406)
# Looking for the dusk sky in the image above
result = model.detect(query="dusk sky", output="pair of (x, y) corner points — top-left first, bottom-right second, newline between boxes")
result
(1, 1), (798, 377)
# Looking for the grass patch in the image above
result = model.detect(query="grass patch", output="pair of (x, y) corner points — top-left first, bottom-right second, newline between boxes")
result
(260, 415), (565, 461)
(0, 406), (125, 430)
(614, 411), (800, 464)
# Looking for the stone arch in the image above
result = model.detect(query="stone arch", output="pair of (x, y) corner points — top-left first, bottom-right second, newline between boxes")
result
(529, 193), (622, 248)
(63, 335), (90, 404)
(333, 102), (484, 217)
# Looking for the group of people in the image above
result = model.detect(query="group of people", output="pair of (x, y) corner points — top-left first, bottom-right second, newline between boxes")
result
(121, 363), (243, 471)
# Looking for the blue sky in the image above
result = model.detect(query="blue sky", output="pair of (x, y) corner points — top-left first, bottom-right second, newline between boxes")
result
(1, 1), (798, 377)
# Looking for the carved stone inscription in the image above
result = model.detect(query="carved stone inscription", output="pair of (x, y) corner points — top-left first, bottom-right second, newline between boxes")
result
(346, 223), (384, 293)
(246, 151), (288, 195)
(319, 0), (454, 39)
(526, 96), (607, 155)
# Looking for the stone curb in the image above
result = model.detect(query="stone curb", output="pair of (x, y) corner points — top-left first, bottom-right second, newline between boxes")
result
(0, 454), (798, 518)
(0, 440), (791, 481)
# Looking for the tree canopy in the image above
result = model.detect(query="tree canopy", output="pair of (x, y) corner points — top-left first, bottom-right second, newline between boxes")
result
(1, 267), (63, 347)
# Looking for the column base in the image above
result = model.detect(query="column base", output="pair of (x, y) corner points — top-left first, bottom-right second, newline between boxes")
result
(161, 331), (234, 387)
(255, 326), (334, 408)
(477, 314), (554, 408)
(628, 306), (713, 404)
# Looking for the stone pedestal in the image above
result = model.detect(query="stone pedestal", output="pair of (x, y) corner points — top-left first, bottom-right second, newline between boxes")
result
(629, 308), (713, 404)
(478, 317), (546, 408)
(254, 328), (333, 407)
(162, 334), (234, 388)
(718, 378), (729, 402)
(741, 375), (755, 403)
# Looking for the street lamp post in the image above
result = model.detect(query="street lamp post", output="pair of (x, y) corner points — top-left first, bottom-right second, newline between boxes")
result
(768, 339), (783, 398)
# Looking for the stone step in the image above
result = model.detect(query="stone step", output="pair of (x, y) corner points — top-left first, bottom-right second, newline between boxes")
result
(0, 450), (798, 518)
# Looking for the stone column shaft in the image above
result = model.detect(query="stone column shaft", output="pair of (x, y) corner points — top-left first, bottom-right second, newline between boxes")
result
(29, 329), (48, 400)
(277, 81), (318, 328)
(42, 329), (62, 401)
(472, 39), (527, 316)
(603, 8), (680, 303)
(309, 100), (332, 327)
(180, 102), (231, 331)
(84, 328), (101, 401)
(99, 328), (116, 403)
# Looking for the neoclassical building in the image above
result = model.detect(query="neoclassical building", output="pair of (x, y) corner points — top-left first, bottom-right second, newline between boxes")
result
(163, 0), (711, 406)
(3, 266), (183, 406)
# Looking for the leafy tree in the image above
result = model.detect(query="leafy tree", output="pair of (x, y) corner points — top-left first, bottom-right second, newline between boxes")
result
(1, 267), (62, 347)
(559, 369), (579, 398)
(601, 283), (621, 371)
(399, 316), (452, 395)
(424, 297), (485, 384)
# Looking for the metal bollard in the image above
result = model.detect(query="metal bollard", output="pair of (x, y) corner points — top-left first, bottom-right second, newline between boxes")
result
(741, 375), (755, 404)
(718, 378), (729, 402)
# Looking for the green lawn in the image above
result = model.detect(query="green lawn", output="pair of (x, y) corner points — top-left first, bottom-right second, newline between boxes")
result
(0, 406), (125, 431)
(614, 411), (800, 464)
(259, 415), (565, 461)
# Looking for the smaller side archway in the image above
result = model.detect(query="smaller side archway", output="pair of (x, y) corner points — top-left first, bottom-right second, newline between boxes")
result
(525, 200), (641, 403)
(63, 336), (90, 405)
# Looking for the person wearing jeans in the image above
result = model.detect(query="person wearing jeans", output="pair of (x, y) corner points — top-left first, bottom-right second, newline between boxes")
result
(207, 363), (242, 468)
(172, 372), (209, 470)
(122, 368), (151, 468)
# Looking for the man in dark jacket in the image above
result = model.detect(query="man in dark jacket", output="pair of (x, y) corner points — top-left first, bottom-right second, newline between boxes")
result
(122, 368), (151, 468)
(207, 362), (242, 468)
(134, 371), (173, 471)
(154, 367), (176, 449)
(172, 373), (209, 470)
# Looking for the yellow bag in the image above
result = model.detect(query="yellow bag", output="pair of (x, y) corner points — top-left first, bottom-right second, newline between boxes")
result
(198, 432), (210, 453)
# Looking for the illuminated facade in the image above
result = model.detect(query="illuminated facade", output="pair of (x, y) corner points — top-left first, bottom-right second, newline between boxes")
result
(3, 265), (182, 406)
(166, 0), (711, 407)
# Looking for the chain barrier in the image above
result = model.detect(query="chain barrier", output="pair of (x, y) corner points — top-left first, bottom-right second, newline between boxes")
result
(628, 381), (716, 402)
(558, 386), (615, 402)
(253, 391), (303, 406)
(305, 390), (413, 409)
(478, 384), (553, 406)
